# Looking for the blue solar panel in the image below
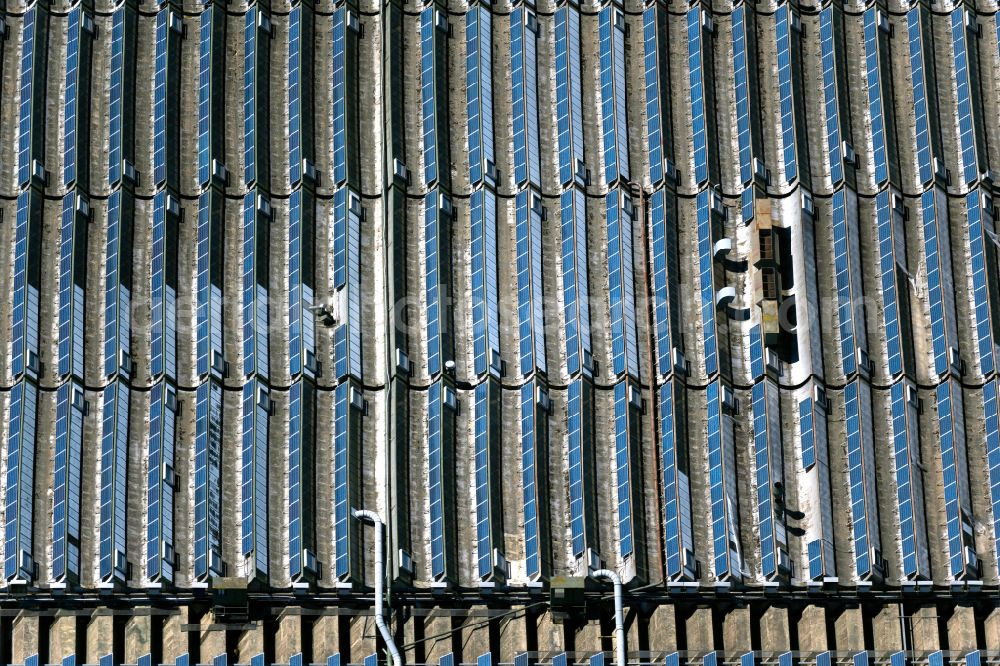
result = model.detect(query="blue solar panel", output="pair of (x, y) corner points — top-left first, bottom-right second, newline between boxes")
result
(333, 189), (363, 382)
(104, 191), (132, 380)
(696, 190), (718, 374)
(521, 383), (542, 578)
(515, 191), (546, 376)
(819, 8), (842, 184)
(196, 193), (212, 377)
(466, 7), (494, 186)
(151, 192), (178, 381)
(967, 192), (995, 374)
(613, 382), (634, 556)
(906, 9), (932, 184)
(608, 192), (639, 379)
(687, 8), (708, 184)
(845, 380), (878, 578)
(153, 9), (167, 185)
(421, 8), (440, 186)
(921, 191), (949, 375)
(63, 7), (81, 187)
(561, 189), (591, 376)
(643, 6), (665, 184)
(332, 8), (347, 186)
(752, 368), (784, 578)
(831, 189), (858, 375)
(100, 381), (129, 582)
(58, 194), (85, 380)
(475, 383), (498, 579)
(16, 5), (37, 187)
(194, 381), (224, 579)
(425, 191), (443, 376)
(598, 7), (628, 184)
(568, 379), (587, 556)
(243, 192), (270, 380)
(890, 382), (927, 579)
(863, 9), (888, 184)
(471, 189), (500, 376)
(147, 382), (177, 583)
(555, 8), (583, 185)
(242, 380), (269, 577)
(511, 10), (540, 187)
(936, 381), (975, 578)
(109, 7), (124, 184)
(732, 6), (752, 188)
(649, 189), (678, 376)
(197, 8), (213, 186)
(288, 6), (302, 183)
(52, 382), (84, 582)
(776, 6), (797, 183)
(11, 192), (30, 379)
(952, 10), (978, 184)
(986, 380), (1000, 564)
(660, 382), (693, 579)
(800, 398), (814, 470)
(244, 8), (258, 185)
(429, 381), (446, 578)
(707, 380), (739, 578)
(334, 383), (351, 579)
(875, 190), (902, 375)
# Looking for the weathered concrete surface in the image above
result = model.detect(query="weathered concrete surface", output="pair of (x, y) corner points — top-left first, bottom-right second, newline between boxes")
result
(87, 612), (115, 660)
(947, 606), (977, 654)
(834, 607), (865, 652)
(49, 613), (79, 663)
(199, 612), (227, 661)
(723, 606), (751, 652)
(312, 614), (343, 662)
(12, 613), (40, 664)
(125, 614), (154, 664)
(871, 605), (903, 655)
(497, 607), (529, 662)
(349, 613), (377, 660)
(797, 606), (827, 653)
(274, 611), (304, 664)
(758, 607), (790, 652)
(685, 608), (715, 654)
(238, 622), (265, 662)
(458, 606), (491, 660)
(909, 607), (940, 654)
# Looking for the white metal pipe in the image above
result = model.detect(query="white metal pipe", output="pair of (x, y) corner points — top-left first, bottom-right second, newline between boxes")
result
(592, 569), (625, 666)
(353, 509), (404, 666)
